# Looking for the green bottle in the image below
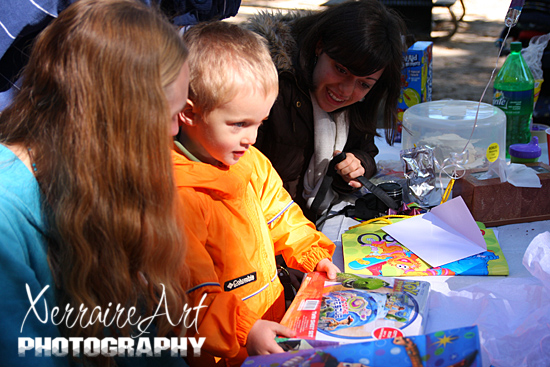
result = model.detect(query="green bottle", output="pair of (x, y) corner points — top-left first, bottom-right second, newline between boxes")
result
(493, 41), (534, 158)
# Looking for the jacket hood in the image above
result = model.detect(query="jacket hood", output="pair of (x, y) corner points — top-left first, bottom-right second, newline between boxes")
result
(244, 11), (305, 73)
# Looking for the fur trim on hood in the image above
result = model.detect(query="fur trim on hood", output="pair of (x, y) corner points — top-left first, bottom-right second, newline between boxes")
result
(243, 10), (309, 73)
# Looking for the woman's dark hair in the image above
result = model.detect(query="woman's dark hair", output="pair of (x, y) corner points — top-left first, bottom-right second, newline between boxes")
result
(292, 0), (407, 143)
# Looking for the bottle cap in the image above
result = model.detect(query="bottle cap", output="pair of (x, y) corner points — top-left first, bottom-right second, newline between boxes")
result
(509, 136), (541, 159)
(510, 41), (523, 52)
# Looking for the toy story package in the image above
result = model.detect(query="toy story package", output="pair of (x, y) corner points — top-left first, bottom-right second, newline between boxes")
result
(343, 218), (509, 276)
(242, 325), (482, 367)
(280, 272), (430, 343)
(395, 41), (433, 143)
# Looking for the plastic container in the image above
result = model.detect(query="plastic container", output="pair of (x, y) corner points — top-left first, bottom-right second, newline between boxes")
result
(509, 136), (541, 163)
(402, 99), (507, 171)
(493, 41), (535, 157)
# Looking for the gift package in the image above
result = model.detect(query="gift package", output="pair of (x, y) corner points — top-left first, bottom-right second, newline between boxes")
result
(243, 325), (482, 367)
(279, 272), (430, 343)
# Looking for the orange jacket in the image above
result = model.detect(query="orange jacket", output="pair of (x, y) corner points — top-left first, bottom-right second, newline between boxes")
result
(173, 146), (335, 366)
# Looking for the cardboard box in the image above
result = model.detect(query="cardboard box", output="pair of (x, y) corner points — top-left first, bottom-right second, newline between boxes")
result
(395, 41), (433, 143)
(452, 162), (550, 227)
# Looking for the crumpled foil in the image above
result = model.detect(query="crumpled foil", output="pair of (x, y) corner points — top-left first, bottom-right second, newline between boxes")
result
(401, 145), (439, 207)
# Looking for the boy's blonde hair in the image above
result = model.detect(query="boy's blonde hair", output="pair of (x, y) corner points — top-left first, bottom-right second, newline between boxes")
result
(183, 21), (278, 113)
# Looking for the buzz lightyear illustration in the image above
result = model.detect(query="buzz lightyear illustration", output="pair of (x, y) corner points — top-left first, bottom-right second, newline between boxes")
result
(318, 275), (417, 337)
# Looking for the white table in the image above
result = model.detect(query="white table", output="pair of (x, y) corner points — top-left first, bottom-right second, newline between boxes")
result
(320, 134), (550, 366)
(324, 217), (550, 366)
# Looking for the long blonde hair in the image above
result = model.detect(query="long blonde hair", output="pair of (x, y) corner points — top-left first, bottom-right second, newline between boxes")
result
(0, 0), (188, 345)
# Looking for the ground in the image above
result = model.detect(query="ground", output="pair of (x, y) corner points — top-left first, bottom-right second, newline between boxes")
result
(430, 0), (511, 104)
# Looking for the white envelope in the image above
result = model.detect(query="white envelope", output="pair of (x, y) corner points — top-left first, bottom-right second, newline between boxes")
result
(381, 196), (487, 267)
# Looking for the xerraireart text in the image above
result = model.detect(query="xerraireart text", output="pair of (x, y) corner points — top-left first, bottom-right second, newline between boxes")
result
(18, 284), (207, 358)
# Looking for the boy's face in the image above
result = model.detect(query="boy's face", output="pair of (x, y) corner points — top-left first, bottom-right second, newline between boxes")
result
(186, 86), (277, 166)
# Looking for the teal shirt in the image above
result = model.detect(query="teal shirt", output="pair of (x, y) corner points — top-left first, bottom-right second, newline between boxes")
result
(0, 144), (64, 367)
(0, 145), (188, 367)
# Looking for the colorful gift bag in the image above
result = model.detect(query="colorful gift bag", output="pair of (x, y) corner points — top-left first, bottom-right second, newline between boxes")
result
(343, 217), (509, 276)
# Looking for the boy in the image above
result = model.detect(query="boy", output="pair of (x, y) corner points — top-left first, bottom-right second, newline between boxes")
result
(173, 21), (340, 366)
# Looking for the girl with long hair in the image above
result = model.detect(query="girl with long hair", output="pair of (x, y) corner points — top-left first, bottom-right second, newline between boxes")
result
(0, 0), (189, 365)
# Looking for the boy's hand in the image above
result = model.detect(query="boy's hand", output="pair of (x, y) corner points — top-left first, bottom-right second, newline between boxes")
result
(246, 320), (296, 356)
(315, 258), (341, 280)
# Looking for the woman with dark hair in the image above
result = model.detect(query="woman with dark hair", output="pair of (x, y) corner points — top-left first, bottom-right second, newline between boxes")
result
(245, 0), (407, 220)
(0, 0), (190, 366)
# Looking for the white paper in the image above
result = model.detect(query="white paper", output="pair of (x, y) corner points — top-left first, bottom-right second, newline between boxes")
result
(382, 196), (486, 267)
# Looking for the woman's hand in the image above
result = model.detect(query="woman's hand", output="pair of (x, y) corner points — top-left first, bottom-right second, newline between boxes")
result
(246, 320), (296, 356)
(315, 258), (341, 280)
(334, 151), (365, 188)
